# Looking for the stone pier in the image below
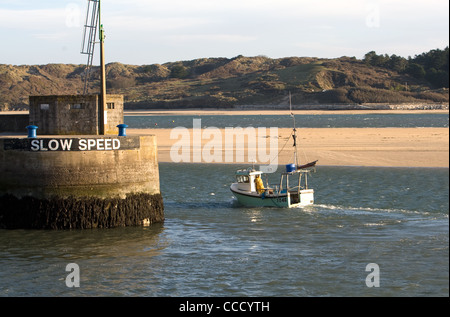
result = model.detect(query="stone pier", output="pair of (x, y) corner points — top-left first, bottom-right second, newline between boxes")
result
(0, 94), (164, 229)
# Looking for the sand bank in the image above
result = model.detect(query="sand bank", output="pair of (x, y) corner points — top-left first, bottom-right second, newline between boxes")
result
(128, 127), (449, 168)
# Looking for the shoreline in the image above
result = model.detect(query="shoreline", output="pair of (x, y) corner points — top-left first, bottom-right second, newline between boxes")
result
(128, 127), (449, 168)
(124, 109), (449, 116)
(1, 109), (448, 116)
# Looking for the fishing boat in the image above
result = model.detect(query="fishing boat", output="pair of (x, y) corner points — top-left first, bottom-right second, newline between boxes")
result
(230, 95), (318, 208)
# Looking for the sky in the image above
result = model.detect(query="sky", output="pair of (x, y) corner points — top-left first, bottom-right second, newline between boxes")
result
(0, 0), (448, 66)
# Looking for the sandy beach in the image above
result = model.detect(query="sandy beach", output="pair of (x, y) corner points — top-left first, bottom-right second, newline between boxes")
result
(125, 109), (449, 168)
(128, 127), (449, 168)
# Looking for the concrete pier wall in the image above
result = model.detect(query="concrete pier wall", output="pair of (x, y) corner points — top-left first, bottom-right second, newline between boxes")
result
(0, 114), (29, 133)
(0, 135), (164, 229)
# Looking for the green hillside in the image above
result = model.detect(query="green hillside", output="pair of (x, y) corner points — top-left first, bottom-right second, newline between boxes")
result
(0, 48), (448, 110)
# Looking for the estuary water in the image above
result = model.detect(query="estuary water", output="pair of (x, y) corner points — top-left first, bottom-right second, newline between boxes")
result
(0, 164), (448, 297)
(0, 112), (448, 297)
(125, 113), (449, 129)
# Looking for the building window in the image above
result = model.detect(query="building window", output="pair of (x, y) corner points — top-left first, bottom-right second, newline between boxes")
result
(107, 102), (115, 110)
(70, 103), (86, 109)
(40, 104), (50, 110)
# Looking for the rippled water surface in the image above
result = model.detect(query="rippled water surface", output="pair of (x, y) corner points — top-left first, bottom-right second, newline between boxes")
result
(1, 164), (448, 296)
(125, 113), (449, 129)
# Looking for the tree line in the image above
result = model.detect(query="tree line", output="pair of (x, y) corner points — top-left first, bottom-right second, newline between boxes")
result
(363, 47), (449, 88)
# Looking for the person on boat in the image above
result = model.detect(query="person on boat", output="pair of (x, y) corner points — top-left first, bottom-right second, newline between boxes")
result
(255, 175), (265, 194)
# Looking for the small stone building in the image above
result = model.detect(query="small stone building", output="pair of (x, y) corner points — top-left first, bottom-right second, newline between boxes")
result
(29, 94), (124, 135)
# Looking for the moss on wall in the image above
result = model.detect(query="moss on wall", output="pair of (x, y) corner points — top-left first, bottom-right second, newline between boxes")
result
(0, 193), (164, 229)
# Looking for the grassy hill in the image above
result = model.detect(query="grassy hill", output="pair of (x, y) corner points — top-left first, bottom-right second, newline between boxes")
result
(0, 53), (448, 110)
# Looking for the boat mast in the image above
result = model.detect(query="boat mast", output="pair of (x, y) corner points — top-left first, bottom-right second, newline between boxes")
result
(289, 92), (299, 167)
(290, 92), (308, 191)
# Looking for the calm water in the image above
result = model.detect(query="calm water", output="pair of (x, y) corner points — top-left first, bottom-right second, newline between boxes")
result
(0, 164), (448, 297)
(125, 113), (449, 129)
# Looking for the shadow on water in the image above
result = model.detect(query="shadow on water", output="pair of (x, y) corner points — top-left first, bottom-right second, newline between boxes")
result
(0, 224), (167, 261)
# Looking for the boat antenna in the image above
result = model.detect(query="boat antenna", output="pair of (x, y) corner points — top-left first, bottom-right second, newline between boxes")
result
(289, 92), (298, 166)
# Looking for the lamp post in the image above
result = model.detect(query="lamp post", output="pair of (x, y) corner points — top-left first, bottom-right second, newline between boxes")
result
(99, 0), (107, 135)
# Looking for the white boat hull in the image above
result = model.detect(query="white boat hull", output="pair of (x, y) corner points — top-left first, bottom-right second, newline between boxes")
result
(230, 184), (314, 208)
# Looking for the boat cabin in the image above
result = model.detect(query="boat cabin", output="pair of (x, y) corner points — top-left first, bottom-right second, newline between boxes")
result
(234, 168), (263, 193)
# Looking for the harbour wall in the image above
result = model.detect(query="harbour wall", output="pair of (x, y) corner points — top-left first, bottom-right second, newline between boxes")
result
(0, 114), (29, 133)
(0, 135), (164, 229)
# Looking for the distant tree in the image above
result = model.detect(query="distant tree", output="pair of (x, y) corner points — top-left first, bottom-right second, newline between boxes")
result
(426, 69), (449, 88)
(412, 47), (449, 87)
(363, 51), (377, 65)
(387, 54), (408, 72)
(413, 47), (449, 71)
(406, 63), (426, 79)
(364, 47), (449, 88)
(363, 51), (390, 67)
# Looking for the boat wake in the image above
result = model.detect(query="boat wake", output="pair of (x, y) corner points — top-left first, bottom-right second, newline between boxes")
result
(312, 203), (447, 218)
